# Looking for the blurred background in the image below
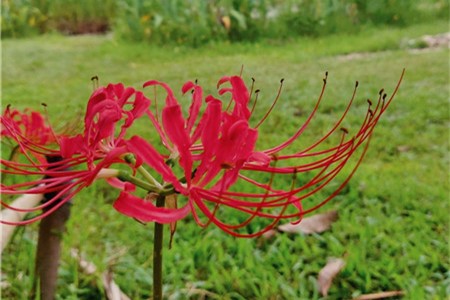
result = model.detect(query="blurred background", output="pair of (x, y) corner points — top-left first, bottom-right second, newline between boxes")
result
(1, 0), (449, 299)
(2, 0), (448, 45)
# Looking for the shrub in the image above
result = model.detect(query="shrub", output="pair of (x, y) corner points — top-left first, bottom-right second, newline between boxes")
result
(2, 0), (448, 43)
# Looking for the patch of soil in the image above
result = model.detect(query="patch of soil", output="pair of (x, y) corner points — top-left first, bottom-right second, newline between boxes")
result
(337, 32), (449, 61)
(420, 32), (450, 48)
(56, 19), (110, 35)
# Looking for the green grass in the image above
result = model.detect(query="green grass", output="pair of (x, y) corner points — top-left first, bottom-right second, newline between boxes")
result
(1, 20), (449, 299)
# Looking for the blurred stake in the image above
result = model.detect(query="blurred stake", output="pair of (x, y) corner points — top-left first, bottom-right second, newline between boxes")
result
(33, 200), (71, 300)
(32, 155), (71, 300)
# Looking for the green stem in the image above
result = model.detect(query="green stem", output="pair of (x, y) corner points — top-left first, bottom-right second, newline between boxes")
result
(153, 195), (165, 300)
(118, 171), (159, 193)
(124, 154), (162, 189)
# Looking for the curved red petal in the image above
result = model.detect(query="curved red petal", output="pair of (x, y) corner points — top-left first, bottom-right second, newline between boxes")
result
(113, 191), (190, 223)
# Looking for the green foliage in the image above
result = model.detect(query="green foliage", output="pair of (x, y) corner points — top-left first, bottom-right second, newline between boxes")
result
(114, 0), (227, 46)
(1, 0), (116, 37)
(2, 0), (448, 44)
(1, 20), (449, 299)
(1, 0), (49, 38)
(114, 0), (449, 45)
(46, 0), (116, 34)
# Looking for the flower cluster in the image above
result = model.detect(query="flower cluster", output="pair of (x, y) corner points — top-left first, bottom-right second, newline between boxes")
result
(1, 71), (404, 236)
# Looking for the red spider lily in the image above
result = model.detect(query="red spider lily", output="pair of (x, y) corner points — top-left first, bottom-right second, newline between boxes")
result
(0, 83), (149, 225)
(113, 70), (405, 237)
(1, 107), (56, 146)
(1, 71), (404, 236)
(1, 107), (60, 163)
(60, 83), (150, 166)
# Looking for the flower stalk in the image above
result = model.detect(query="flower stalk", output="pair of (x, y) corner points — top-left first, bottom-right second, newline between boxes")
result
(153, 195), (166, 300)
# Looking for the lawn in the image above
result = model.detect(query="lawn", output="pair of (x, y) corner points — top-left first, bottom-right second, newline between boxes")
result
(1, 20), (449, 299)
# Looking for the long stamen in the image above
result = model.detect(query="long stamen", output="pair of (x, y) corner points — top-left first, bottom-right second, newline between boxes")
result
(264, 71), (328, 155)
(250, 89), (260, 116)
(91, 75), (99, 90)
(255, 78), (284, 129)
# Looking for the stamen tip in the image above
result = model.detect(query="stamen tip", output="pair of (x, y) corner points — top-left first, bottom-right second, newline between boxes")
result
(340, 127), (349, 134)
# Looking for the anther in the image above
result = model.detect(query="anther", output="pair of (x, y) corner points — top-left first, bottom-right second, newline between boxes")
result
(91, 75), (99, 90)
(340, 127), (349, 134)
(355, 81), (359, 88)
(252, 77), (255, 83)
(220, 163), (233, 170)
(379, 88), (384, 96)
(280, 78), (284, 84)
(382, 93), (387, 100)
(368, 109), (373, 117)
(41, 103), (47, 107)
(255, 89), (260, 93)
(367, 99), (372, 106)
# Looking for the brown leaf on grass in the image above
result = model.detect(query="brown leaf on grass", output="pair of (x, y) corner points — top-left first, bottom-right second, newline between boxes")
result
(278, 211), (339, 234)
(353, 291), (405, 300)
(261, 229), (278, 240)
(102, 271), (131, 300)
(396, 145), (410, 153)
(70, 249), (131, 300)
(318, 257), (346, 296)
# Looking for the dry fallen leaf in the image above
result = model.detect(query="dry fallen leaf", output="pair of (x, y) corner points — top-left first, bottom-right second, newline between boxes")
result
(396, 145), (410, 153)
(318, 257), (346, 296)
(103, 271), (131, 300)
(261, 229), (278, 240)
(70, 248), (131, 300)
(278, 211), (339, 234)
(353, 291), (405, 300)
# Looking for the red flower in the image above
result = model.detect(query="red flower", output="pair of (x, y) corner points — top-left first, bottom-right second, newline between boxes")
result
(1, 107), (60, 163)
(1, 71), (404, 236)
(113, 71), (405, 237)
(60, 83), (150, 166)
(0, 83), (149, 224)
